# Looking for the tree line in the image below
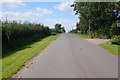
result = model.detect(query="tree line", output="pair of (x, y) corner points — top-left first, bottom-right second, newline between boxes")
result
(70, 2), (120, 39)
(2, 20), (66, 56)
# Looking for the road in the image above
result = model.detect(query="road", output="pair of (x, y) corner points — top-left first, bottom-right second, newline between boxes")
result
(22, 33), (118, 78)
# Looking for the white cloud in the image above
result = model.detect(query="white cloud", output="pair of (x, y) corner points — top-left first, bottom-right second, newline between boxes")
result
(1, 0), (25, 8)
(36, 7), (53, 15)
(1, 11), (43, 21)
(1, 7), (53, 21)
(54, 2), (73, 11)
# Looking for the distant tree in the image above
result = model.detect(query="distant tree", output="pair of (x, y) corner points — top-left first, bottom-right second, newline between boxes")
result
(55, 23), (62, 33)
(61, 27), (66, 33)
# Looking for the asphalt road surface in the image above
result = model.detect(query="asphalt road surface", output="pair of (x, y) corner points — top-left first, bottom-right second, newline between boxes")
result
(22, 33), (118, 78)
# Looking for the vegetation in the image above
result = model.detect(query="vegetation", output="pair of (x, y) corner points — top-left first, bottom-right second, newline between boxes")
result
(55, 23), (66, 33)
(71, 2), (120, 39)
(110, 35), (120, 45)
(2, 21), (51, 56)
(50, 23), (66, 35)
(68, 30), (89, 38)
(76, 33), (89, 39)
(2, 34), (60, 79)
(98, 42), (119, 56)
(1, 20), (64, 79)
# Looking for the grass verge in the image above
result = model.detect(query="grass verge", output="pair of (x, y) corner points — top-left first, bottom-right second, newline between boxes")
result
(76, 33), (89, 39)
(98, 42), (119, 56)
(2, 34), (60, 79)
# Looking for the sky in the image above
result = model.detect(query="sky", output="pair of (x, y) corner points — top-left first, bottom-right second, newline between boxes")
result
(0, 0), (79, 32)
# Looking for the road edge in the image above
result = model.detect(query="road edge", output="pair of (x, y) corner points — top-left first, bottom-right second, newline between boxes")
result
(11, 34), (60, 78)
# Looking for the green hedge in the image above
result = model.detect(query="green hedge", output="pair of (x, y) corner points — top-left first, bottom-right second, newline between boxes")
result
(2, 21), (51, 56)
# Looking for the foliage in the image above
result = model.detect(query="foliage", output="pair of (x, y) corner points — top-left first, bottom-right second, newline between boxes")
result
(71, 2), (120, 39)
(54, 23), (66, 33)
(55, 23), (62, 33)
(110, 22), (120, 37)
(2, 20), (51, 55)
(51, 32), (57, 35)
(110, 35), (120, 45)
(61, 27), (66, 33)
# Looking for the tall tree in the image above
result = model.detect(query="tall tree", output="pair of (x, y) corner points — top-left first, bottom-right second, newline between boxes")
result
(71, 2), (120, 38)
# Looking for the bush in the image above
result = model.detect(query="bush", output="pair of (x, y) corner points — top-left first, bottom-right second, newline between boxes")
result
(110, 22), (120, 37)
(51, 32), (56, 35)
(110, 35), (120, 45)
(89, 32), (98, 38)
(89, 33), (94, 38)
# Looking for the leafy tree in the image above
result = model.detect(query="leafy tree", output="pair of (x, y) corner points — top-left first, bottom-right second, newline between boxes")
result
(71, 2), (120, 38)
(61, 27), (66, 33)
(55, 23), (62, 33)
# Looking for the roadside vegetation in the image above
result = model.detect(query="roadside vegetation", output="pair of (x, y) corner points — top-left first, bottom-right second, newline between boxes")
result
(70, 2), (120, 39)
(2, 21), (51, 57)
(98, 42), (119, 56)
(2, 19), (65, 79)
(76, 33), (89, 39)
(69, 2), (120, 55)
(2, 21), (65, 57)
(2, 34), (60, 79)
(98, 36), (120, 55)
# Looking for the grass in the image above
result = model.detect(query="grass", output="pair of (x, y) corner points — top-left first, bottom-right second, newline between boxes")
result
(76, 33), (89, 39)
(1, 34), (60, 79)
(98, 42), (119, 56)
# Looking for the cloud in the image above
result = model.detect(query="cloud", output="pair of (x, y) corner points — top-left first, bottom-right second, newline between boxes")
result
(36, 7), (53, 15)
(1, 7), (53, 21)
(1, 11), (43, 21)
(54, 2), (73, 11)
(1, 0), (25, 8)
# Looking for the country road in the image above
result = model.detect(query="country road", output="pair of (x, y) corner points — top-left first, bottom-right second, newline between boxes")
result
(22, 33), (118, 78)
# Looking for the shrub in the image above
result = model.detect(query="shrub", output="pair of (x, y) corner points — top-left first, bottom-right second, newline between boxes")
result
(51, 32), (56, 35)
(110, 35), (120, 45)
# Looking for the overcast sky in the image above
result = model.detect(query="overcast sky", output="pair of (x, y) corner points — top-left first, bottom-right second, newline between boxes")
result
(0, 0), (79, 32)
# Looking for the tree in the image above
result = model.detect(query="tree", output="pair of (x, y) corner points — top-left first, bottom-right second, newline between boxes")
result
(71, 2), (120, 38)
(61, 27), (66, 33)
(55, 23), (62, 33)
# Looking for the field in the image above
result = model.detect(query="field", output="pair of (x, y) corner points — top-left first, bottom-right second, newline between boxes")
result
(2, 34), (60, 79)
